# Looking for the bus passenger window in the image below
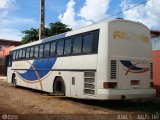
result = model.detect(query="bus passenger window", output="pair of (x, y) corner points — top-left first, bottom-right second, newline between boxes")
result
(39, 44), (44, 58)
(64, 38), (72, 55)
(50, 42), (56, 56)
(22, 48), (26, 58)
(26, 47), (30, 59)
(16, 51), (19, 60)
(73, 36), (82, 54)
(19, 49), (23, 59)
(44, 43), (50, 57)
(30, 47), (34, 58)
(34, 45), (39, 58)
(13, 51), (16, 60)
(82, 34), (93, 53)
(57, 40), (64, 56)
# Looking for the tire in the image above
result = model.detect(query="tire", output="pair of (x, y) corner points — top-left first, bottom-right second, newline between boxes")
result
(53, 77), (65, 96)
(12, 74), (17, 87)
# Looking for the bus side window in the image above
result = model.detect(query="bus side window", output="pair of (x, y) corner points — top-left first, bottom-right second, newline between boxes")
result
(73, 36), (82, 54)
(44, 43), (50, 57)
(13, 51), (16, 60)
(16, 50), (19, 60)
(22, 48), (26, 59)
(82, 34), (93, 53)
(30, 46), (34, 58)
(39, 44), (44, 58)
(34, 45), (39, 58)
(50, 42), (56, 57)
(26, 47), (30, 59)
(57, 40), (64, 56)
(64, 38), (72, 55)
(92, 30), (99, 53)
(19, 49), (23, 59)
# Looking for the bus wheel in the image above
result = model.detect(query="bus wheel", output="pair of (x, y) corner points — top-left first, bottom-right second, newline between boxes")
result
(12, 74), (17, 87)
(53, 77), (65, 96)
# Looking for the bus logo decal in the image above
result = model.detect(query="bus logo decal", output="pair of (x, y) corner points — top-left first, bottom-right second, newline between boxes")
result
(16, 58), (56, 90)
(120, 60), (149, 75)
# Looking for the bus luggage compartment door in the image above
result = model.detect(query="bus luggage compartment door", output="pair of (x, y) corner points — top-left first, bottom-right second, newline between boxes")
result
(118, 60), (150, 89)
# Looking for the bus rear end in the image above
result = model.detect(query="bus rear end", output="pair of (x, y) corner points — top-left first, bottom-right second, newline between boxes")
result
(98, 20), (156, 100)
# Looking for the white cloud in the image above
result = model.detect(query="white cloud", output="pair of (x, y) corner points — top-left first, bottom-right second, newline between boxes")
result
(0, 0), (37, 41)
(0, 0), (15, 9)
(0, 0), (6, 8)
(121, 0), (160, 29)
(0, 16), (37, 41)
(58, 0), (92, 29)
(59, 0), (111, 29)
(0, 0), (20, 41)
(0, 16), (36, 27)
(79, 0), (110, 22)
(0, 0), (16, 18)
(0, 28), (22, 41)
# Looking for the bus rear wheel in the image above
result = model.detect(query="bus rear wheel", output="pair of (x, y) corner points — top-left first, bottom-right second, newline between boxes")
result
(53, 77), (65, 96)
(12, 74), (17, 87)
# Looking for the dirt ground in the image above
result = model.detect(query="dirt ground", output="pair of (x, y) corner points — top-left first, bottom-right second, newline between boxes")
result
(0, 78), (160, 120)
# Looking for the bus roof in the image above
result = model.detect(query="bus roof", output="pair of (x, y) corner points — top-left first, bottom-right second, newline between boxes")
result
(12, 19), (148, 51)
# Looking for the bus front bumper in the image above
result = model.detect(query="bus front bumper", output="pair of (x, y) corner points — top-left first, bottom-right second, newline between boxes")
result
(96, 88), (156, 100)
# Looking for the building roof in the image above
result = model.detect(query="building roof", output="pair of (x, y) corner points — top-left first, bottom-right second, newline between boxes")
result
(0, 39), (20, 43)
(150, 30), (160, 38)
(0, 39), (21, 46)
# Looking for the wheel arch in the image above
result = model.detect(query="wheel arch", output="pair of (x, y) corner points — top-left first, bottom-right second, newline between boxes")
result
(53, 76), (66, 95)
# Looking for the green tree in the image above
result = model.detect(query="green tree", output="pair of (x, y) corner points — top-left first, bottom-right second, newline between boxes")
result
(21, 28), (39, 44)
(21, 21), (72, 44)
(47, 21), (72, 36)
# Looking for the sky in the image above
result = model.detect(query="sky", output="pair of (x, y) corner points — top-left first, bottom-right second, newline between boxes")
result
(0, 0), (160, 41)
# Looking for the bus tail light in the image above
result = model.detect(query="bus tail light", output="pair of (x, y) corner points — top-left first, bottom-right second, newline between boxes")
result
(103, 82), (117, 89)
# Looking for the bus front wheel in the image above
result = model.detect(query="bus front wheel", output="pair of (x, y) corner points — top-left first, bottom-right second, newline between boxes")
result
(53, 77), (65, 96)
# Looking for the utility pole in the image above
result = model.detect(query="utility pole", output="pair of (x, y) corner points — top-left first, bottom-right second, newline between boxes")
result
(39, 0), (45, 40)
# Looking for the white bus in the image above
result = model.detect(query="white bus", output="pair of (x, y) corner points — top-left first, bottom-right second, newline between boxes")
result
(7, 19), (156, 100)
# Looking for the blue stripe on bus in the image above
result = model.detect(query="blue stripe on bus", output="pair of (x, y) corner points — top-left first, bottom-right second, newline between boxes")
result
(120, 60), (143, 71)
(18, 58), (56, 81)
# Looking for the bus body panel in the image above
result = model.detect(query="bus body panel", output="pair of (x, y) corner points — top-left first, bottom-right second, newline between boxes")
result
(108, 20), (152, 90)
(108, 20), (152, 59)
(96, 23), (109, 86)
(96, 89), (155, 100)
(7, 19), (156, 100)
(9, 54), (98, 98)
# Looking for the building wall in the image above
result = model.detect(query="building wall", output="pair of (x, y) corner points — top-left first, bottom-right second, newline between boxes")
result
(0, 39), (20, 76)
(151, 31), (160, 96)
(152, 50), (160, 96)
(0, 46), (15, 58)
(0, 39), (20, 51)
(0, 46), (15, 75)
